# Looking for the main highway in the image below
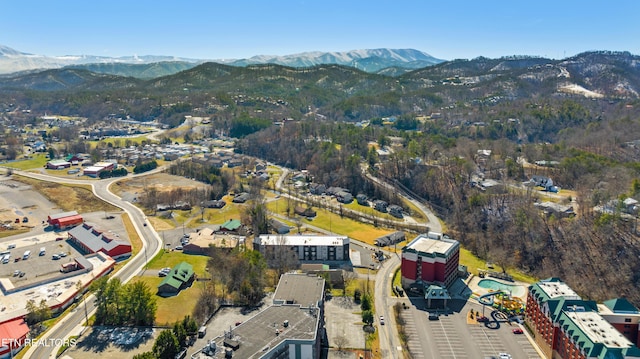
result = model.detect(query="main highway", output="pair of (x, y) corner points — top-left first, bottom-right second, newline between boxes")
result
(12, 169), (164, 359)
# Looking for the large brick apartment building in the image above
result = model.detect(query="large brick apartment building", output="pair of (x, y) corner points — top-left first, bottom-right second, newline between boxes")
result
(525, 278), (640, 359)
(401, 232), (460, 289)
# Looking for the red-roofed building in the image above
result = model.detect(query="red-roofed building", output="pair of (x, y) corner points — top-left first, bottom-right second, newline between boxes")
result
(0, 318), (29, 358)
(47, 211), (83, 230)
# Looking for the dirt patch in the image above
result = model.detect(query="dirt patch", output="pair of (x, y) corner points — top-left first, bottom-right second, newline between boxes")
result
(111, 173), (203, 196)
(13, 176), (119, 213)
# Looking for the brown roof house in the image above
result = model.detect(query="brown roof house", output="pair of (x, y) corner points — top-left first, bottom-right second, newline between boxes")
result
(294, 206), (316, 218)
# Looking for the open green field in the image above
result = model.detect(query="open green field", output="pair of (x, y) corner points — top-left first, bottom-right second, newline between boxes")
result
(266, 198), (394, 245)
(147, 250), (209, 272)
(130, 276), (202, 325)
(133, 251), (210, 324)
(3, 153), (48, 170)
(459, 247), (537, 284)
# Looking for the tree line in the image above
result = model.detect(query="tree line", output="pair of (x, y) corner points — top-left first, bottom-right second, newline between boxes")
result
(89, 277), (157, 326)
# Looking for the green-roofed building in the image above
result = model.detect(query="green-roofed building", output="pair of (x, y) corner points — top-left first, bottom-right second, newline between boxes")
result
(220, 219), (242, 232)
(525, 278), (640, 359)
(157, 261), (195, 295)
(599, 298), (640, 348)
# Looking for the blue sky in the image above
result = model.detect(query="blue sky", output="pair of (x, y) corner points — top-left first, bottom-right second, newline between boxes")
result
(2, 0), (638, 60)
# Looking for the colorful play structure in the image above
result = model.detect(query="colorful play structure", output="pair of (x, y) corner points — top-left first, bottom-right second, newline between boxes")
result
(478, 290), (525, 315)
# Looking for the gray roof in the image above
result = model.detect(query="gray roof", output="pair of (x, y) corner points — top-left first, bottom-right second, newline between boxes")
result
(273, 273), (325, 307)
(48, 211), (79, 220)
(68, 223), (129, 253)
(208, 305), (320, 359)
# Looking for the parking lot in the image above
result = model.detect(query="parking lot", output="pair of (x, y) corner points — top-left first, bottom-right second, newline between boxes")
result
(0, 211), (127, 288)
(400, 298), (540, 359)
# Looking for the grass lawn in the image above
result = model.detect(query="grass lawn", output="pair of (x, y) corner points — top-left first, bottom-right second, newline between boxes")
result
(459, 247), (487, 276)
(114, 213), (142, 272)
(136, 251), (210, 325)
(459, 247), (537, 284)
(4, 153), (48, 170)
(130, 276), (202, 325)
(147, 250), (209, 273)
(266, 199), (393, 245)
(91, 135), (152, 147)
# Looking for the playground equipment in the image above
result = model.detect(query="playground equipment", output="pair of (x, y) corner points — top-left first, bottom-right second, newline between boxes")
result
(478, 290), (524, 315)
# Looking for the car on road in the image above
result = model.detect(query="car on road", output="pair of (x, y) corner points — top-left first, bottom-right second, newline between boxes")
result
(499, 353), (512, 359)
(477, 316), (489, 322)
(143, 223), (147, 226)
(55, 237), (64, 241)
(379, 316), (384, 325)
(512, 328), (523, 334)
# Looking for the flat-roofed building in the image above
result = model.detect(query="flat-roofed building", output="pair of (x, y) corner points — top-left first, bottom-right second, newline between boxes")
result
(202, 273), (325, 358)
(182, 228), (243, 254)
(599, 298), (640, 347)
(254, 235), (350, 265)
(401, 232), (460, 288)
(526, 278), (640, 359)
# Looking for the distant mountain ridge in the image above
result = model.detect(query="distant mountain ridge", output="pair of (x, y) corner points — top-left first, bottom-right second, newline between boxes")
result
(223, 48), (445, 73)
(0, 45), (444, 77)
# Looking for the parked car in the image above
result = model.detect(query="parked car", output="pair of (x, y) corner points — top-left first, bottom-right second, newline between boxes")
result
(52, 254), (60, 260)
(175, 245), (183, 250)
(158, 267), (171, 276)
(58, 252), (67, 258)
(477, 316), (489, 322)
(512, 328), (523, 334)
(55, 237), (64, 241)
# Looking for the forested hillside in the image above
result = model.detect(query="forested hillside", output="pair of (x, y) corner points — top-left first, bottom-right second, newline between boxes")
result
(3, 51), (640, 305)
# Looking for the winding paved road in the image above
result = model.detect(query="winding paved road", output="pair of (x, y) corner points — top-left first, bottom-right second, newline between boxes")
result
(11, 170), (164, 359)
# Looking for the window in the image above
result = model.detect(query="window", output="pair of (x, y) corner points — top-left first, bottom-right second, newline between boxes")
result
(625, 318), (632, 323)
(625, 324), (631, 328)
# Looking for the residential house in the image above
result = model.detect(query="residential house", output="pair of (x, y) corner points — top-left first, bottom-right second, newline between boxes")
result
(294, 206), (317, 218)
(388, 205), (403, 218)
(374, 231), (406, 247)
(356, 194), (368, 206)
(336, 191), (353, 204)
(203, 200), (226, 209)
(373, 200), (388, 212)
(157, 261), (195, 295)
(269, 218), (290, 234)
